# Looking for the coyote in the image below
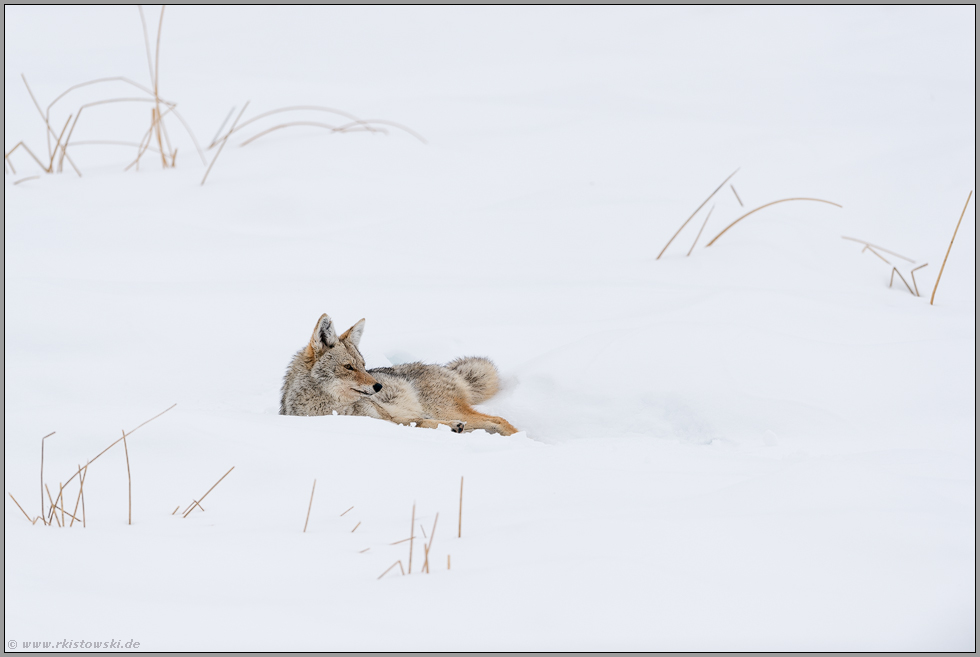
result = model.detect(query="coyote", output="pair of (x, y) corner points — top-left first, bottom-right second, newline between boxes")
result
(280, 313), (518, 435)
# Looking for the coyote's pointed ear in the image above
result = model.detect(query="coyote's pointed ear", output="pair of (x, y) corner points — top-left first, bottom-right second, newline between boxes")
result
(339, 318), (366, 347)
(309, 313), (338, 356)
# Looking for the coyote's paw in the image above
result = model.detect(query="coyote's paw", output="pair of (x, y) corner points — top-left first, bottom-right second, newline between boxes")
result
(446, 420), (466, 433)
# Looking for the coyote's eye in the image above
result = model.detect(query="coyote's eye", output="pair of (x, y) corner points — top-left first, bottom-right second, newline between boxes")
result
(345, 364), (354, 371)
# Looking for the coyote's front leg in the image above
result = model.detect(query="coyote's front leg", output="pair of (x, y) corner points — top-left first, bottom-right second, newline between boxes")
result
(400, 418), (466, 433)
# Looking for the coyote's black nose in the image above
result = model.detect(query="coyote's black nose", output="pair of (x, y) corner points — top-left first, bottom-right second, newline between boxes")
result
(373, 383), (383, 392)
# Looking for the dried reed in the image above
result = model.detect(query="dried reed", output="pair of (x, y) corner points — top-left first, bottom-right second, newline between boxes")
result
(889, 268), (915, 295)
(377, 561), (405, 580)
(359, 548), (370, 554)
(351, 522), (361, 533)
(910, 263), (928, 297)
(706, 198), (842, 247)
(930, 191), (973, 306)
(58, 404), (175, 492)
(447, 555), (451, 570)
(731, 184), (743, 207)
(45, 485), (61, 527)
(69, 464), (85, 527)
(862, 245), (891, 265)
(687, 205), (714, 256)
(122, 431), (132, 525)
(40, 431), (55, 525)
(8, 493), (38, 524)
(340, 505), (354, 517)
(390, 537), (415, 546)
(408, 503), (416, 574)
(14, 176), (40, 186)
(183, 466), (235, 518)
(656, 168), (739, 259)
(304, 479), (316, 533)
(841, 237), (915, 263)
(422, 513), (439, 574)
(458, 476), (464, 538)
(172, 506), (179, 515)
(200, 102), (249, 186)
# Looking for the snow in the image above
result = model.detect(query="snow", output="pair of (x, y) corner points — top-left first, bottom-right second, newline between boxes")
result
(4, 6), (975, 651)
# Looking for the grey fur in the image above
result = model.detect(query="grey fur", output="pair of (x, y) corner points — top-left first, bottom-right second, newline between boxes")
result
(280, 314), (518, 435)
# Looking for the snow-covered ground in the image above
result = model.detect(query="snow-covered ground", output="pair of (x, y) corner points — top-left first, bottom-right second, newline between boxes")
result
(4, 6), (975, 651)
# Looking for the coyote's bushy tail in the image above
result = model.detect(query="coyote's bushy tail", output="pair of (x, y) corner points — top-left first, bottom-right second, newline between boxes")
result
(448, 356), (501, 404)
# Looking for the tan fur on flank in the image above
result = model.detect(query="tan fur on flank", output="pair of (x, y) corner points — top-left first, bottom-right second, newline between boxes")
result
(280, 314), (518, 436)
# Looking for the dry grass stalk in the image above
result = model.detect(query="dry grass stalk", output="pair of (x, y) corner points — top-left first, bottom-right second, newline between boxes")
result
(48, 114), (73, 172)
(419, 523), (427, 539)
(208, 107), (236, 149)
(408, 503), (416, 574)
(45, 485), (61, 527)
(910, 263), (928, 297)
(122, 431), (132, 525)
(447, 555), (451, 570)
(706, 198), (842, 247)
(40, 431), (55, 525)
(60, 483), (65, 526)
(390, 536), (415, 546)
(340, 505), (354, 517)
(59, 404), (176, 492)
(422, 513), (439, 574)
(6, 142), (48, 174)
(841, 236), (915, 263)
(351, 522), (361, 533)
(13, 176), (41, 185)
(889, 268), (915, 295)
(377, 561), (405, 580)
(69, 464), (85, 527)
(172, 506), (180, 515)
(304, 479), (316, 533)
(458, 476), (464, 538)
(224, 106), (426, 146)
(80, 462), (88, 528)
(47, 500), (82, 525)
(200, 101), (250, 186)
(862, 245), (891, 265)
(359, 548), (370, 554)
(183, 466), (235, 518)
(731, 184), (743, 207)
(8, 493), (38, 524)
(687, 205), (714, 256)
(20, 74), (82, 175)
(931, 191), (973, 306)
(656, 168), (739, 259)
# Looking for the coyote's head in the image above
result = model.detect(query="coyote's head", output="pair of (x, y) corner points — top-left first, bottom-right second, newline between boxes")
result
(302, 313), (382, 402)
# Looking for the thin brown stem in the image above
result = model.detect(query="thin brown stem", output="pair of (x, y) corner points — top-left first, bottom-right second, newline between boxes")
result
(340, 505), (354, 517)
(423, 513), (439, 574)
(80, 462), (88, 528)
(304, 479), (316, 533)
(359, 548), (371, 553)
(458, 476), (464, 538)
(730, 184), (743, 207)
(706, 198), (843, 247)
(201, 101), (249, 186)
(687, 205), (714, 256)
(408, 503), (416, 574)
(122, 431), (132, 525)
(60, 483), (65, 527)
(841, 236), (915, 263)
(656, 168), (739, 259)
(390, 536), (415, 545)
(863, 245), (892, 266)
(183, 466), (235, 518)
(377, 561), (404, 580)
(172, 506), (180, 515)
(59, 404), (176, 491)
(70, 464), (84, 527)
(45, 485), (61, 527)
(7, 142), (49, 174)
(889, 268), (915, 295)
(13, 176), (41, 186)
(8, 493), (38, 524)
(239, 121), (380, 147)
(910, 263), (928, 297)
(931, 191), (973, 305)
(447, 555), (451, 570)
(351, 521), (361, 533)
(47, 114), (73, 172)
(40, 431), (55, 525)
